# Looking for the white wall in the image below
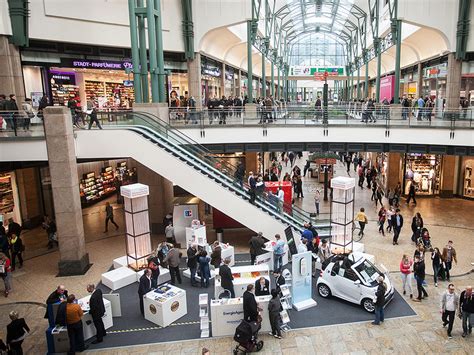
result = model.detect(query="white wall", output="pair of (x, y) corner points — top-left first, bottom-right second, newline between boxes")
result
(22, 66), (44, 99)
(0, 0), (12, 35)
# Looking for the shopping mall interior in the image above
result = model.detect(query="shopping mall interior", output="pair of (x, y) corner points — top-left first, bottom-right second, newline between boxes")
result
(0, 0), (474, 354)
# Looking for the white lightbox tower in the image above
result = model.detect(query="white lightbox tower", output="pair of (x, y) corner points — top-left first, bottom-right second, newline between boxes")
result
(120, 183), (152, 270)
(330, 176), (355, 254)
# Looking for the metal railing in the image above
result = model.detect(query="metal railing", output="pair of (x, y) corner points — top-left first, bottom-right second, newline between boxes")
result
(165, 106), (474, 129)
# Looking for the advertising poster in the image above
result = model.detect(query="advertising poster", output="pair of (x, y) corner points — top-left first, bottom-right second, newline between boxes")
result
(291, 251), (317, 310)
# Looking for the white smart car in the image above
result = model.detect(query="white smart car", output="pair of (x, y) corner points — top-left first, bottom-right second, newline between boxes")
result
(316, 253), (394, 312)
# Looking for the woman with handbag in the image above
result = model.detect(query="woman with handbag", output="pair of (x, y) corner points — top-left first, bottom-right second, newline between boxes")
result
(6, 311), (30, 355)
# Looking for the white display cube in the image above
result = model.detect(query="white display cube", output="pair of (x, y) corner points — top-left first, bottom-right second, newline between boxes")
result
(143, 284), (187, 327)
(101, 266), (137, 291)
(113, 255), (129, 269)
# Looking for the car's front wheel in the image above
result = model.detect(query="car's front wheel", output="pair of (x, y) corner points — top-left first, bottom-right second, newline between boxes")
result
(362, 298), (375, 313)
(318, 283), (331, 298)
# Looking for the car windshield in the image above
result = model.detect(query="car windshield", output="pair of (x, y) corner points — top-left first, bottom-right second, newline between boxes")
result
(354, 260), (381, 284)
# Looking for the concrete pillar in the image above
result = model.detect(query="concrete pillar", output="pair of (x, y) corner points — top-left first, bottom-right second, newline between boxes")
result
(440, 155), (456, 197)
(221, 63), (226, 98)
(15, 168), (42, 228)
(416, 62), (423, 98)
(385, 153), (402, 190)
(133, 103), (170, 124)
(135, 161), (174, 234)
(43, 107), (89, 276)
(445, 53), (462, 110)
(0, 36), (25, 104)
(187, 52), (203, 108)
(245, 152), (258, 175)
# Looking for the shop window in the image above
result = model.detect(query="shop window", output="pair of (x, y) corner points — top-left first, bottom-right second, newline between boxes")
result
(404, 154), (441, 196)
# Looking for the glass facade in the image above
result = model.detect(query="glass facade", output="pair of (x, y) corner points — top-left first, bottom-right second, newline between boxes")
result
(289, 33), (346, 67)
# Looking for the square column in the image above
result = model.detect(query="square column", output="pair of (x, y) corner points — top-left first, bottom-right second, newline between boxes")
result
(0, 36), (25, 104)
(121, 183), (153, 270)
(445, 53), (462, 110)
(187, 52), (203, 108)
(330, 177), (355, 254)
(43, 107), (89, 276)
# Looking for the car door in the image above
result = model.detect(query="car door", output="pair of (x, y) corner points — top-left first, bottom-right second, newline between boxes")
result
(337, 266), (363, 303)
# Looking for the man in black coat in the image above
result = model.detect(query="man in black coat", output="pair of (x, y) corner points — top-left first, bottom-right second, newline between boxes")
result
(218, 258), (234, 298)
(138, 269), (152, 315)
(254, 277), (270, 296)
(243, 284), (258, 322)
(391, 208), (404, 245)
(249, 232), (266, 265)
(371, 276), (386, 325)
(187, 244), (198, 287)
(87, 284), (106, 343)
(44, 285), (68, 319)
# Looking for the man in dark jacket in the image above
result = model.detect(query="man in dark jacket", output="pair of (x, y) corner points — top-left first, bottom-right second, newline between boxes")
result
(187, 244), (198, 287)
(6, 310), (30, 355)
(7, 218), (21, 238)
(254, 277), (270, 296)
(391, 209), (404, 245)
(372, 276), (386, 325)
(243, 284), (258, 322)
(218, 258), (234, 298)
(87, 284), (106, 343)
(413, 255), (428, 302)
(249, 232), (266, 265)
(138, 269), (152, 315)
(4, 95), (19, 133)
(459, 286), (473, 337)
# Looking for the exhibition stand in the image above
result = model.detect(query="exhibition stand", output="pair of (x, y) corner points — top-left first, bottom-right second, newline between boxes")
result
(210, 295), (272, 337)
(78, 295), (114, 341)
(214, 264), (270, 298)
(291, 251), (317, 311)
(257, 241), (289, 271)
(144, 284), (187, 327)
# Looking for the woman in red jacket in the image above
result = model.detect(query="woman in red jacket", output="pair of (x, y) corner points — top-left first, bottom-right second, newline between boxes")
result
(400, 254), (413, 299)
(0, 253), (12, 297)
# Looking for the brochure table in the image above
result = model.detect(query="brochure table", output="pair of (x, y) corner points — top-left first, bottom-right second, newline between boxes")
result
(143, 284), (187, 327)
(215, 264), (270, 298)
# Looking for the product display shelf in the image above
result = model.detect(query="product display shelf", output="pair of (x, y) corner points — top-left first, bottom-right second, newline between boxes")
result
(464, 166), (473, 197)
(199, 293), (209, 338)
(51, 84), (79, 106)
(0, 174), (14, 214)
(101, 166), (116, 195)
(85, 80), (105, 103)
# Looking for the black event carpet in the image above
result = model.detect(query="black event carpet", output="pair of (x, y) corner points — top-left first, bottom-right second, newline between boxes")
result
(90, 253), (416, 350)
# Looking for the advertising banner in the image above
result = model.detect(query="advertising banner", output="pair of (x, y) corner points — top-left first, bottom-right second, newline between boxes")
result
(379, 75), (395, 101)
(290, 66), (344, 77)
(291, 251), (317, 311)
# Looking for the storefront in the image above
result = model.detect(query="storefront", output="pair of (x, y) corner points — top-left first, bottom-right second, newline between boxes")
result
(403, 154), (441, 196)
(422, 63), (447, 107)
(224, 66), (237, 97)
(241, 72), (248, 98)
(0, 172), (22, 227)
(400, 66), (419, 99)
(201, 56), (222, 103)
(461, 156), (474, 199)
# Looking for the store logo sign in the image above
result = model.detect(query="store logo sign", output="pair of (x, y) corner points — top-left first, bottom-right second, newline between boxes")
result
(66, 59), (134, 71)
(149, 304), (157, 314)
(184, 210), (193, 218)
(170, 301), (180, 312)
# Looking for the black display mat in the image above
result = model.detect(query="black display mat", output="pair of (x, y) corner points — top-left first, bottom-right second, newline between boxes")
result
(90, 253), (416, 350)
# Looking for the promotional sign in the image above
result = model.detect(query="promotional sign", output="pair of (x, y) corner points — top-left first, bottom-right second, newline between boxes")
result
(379, 75), (395, 101)
(255, 251), (272, 266)
(173, 204), (199, 247)
(290, 66), (344, 77)
(284, 226), (298, 256)
(291, 251), (317, 311)
(49, 70), (76, 85)
(61, 58), (133, 71)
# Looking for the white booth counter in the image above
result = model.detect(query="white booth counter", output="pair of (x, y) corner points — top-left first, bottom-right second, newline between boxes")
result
(215, 264), (270, 298)
(217, 243), (235, 266)
(78, 295), (113, 341)
(144, 284), (187, 327)
(210, 295), (271, 337)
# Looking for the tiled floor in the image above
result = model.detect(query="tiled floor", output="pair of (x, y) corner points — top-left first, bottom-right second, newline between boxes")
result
(0, 156), (473, 354)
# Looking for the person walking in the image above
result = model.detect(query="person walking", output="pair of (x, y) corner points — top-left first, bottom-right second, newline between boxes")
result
(87, 284), (106, 344)
(138, 269), (152, 315)
(8, 234), (23, 271)
(219, 258), (234, 297)
(378, 206), (386, 236)
(248, 171), (257, 204)
(65, 294), (87, 353)
(406, 182), (417, 205)
(459, 286), (473, 337)
(186, 243), (198, 287)
(6, 311), (30, 355)
(164, 222), (176, 244)
(104, 202), (119, 233)
(399, 254), (413, 298)
(431, 247), (443, 287)
(411, 212), (423, 244)
(440, 283), (459, 339)
(442, 241), (457, 282)
(0, 253), (12, 297)
(372, 276), (386, 325)
(354, 208), (368, 237)
(87, 97), (102, 130)
(198, 250), (211, 288)
(164, 245), (182, 285)
(272, 234), (286, 273)
(268, 289), (283, 339)
(391, 208), (403, 245)
(314, 189), (321, 216)
(413, 255), (428, 302)
(243, 284), (258, 322)
(375, 186), (384, 207)
(42, 215), (58, 249)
